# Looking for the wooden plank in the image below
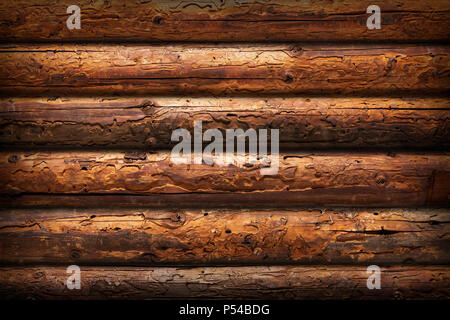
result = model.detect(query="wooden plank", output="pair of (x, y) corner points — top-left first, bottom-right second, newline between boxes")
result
(1, 97), (449, 149)
(0, 44), (448, 96)
(0, 0), (449, 42)
(0, 266), (448, 299)
(1, 151), (449, 207)
(0, 208), (448, 265)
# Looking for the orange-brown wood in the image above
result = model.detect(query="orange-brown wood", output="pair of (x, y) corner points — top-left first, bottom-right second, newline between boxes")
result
(1, 44), (448, 95)
(1, 151), (448, 207)
(1, 97), (449, 149)
(0, 208), (448, 265)
(0, 266), (448, 299)
(1, 0), (449, 42)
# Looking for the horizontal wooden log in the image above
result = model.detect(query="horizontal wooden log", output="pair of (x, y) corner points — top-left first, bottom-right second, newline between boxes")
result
(0, 208), (448, 265)
(0, 44), (448, 95)
(0, 266), (448, 299)
(1, 97), (449, 149)
(1, 151), (449, 207)
(0, 0), (449, 42)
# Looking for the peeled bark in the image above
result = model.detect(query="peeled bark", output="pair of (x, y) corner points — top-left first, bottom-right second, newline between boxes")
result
(0, 208), (448, 265)
(0, 151), (448, 207)
(0, 44), (448, 96)
(1, 97), (449, 149)
(0, 0), (448, 303)
(0, 266), (448, 300)
(1, 0), (449, 42)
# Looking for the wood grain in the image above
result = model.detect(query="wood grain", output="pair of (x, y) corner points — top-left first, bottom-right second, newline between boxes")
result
(0, 44), (448, 96)
(0, 208), (448, 265)
(0, 266), (448, 299)
(0, 0), (449, 42)
(0, 0), (449, 302)
(1, 97), (449, 149)
(1, 151), (448, 207)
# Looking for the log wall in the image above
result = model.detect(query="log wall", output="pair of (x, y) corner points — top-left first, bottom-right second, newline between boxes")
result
(0, 208), (448, 266)
(0, 266), (448, 300)
(0, 0), (449, 301)
(1, 97), (448, 149)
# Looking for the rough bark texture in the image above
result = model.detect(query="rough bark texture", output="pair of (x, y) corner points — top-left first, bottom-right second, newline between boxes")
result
(0, 208), (448, 266)
(0, 266), (448, 300)
(1, 97), (449, 149)
(0, 0), (449, 42)
(0, 44), (448, 96)
(1, 151), (448, 207)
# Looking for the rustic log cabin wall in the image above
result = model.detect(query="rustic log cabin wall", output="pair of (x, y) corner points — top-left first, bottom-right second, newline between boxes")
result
(0, 0), (449, 301)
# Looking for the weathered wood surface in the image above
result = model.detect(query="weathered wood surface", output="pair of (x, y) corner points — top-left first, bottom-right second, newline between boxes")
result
(0, 44), (448, 96)
(1, 151), (449, 207)
(0, 208), (448, 265)
(1, 97), (449, 149)
(0, 266), (448, 299)
(0, 0), (449, 42)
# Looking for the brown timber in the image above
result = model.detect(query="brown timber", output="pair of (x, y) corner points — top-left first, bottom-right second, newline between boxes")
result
(0, 0), (449, 42)
(0, 44), (448, 96)
(0, 266), (448, 299)
(1, 97), (449, 149)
